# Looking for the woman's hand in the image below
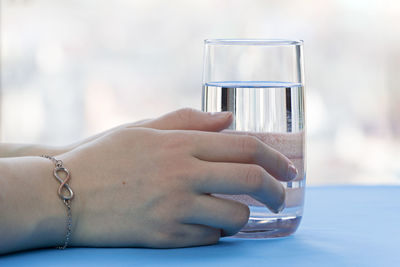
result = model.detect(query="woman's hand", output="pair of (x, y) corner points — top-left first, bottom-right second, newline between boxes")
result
(0, 108), (233, 158)
(0, 109), (297, 254)
(67, 108), (237, 149)
(59, 116), (296, 248)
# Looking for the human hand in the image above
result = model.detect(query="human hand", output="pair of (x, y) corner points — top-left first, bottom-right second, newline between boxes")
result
(0, 108), (232, 158)
(67, 108), (236, 150)
(59, 110), (296, 248)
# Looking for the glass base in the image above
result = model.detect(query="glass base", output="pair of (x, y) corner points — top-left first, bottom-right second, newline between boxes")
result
(233, 206), (303, 238)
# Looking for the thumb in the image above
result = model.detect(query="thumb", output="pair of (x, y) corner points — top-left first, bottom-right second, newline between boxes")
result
(139, 108), (233, 131)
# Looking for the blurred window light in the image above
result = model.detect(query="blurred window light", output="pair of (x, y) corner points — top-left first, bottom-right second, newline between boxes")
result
(1, 0), (399, 185)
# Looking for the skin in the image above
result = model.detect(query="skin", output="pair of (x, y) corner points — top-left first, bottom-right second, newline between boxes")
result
(0, 108), (297, 255)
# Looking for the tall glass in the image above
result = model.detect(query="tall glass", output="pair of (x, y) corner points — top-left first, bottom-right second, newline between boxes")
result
(202, 39), (305, 238)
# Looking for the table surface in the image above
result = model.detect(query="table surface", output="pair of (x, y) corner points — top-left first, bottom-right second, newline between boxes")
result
(1, 186), (399, 267)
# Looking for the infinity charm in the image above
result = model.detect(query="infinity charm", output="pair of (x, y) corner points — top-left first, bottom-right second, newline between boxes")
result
(54, 167), (74, 201)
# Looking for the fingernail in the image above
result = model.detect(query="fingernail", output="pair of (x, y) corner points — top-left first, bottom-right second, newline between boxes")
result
(287, 163), (298, 181)
(270, 185), (286, 214)
(209, 111), (232, 119)
(274, 201), (286, 214)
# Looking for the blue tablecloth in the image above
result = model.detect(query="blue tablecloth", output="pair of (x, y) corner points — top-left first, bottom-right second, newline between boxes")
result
(1, 186), (399, 266)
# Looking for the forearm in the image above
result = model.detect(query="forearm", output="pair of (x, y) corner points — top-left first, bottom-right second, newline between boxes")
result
(0, 127), (123, 158)
(0, 157), (66, 254)
(0, 144), (70, 158)
(0, 119), (150, 159)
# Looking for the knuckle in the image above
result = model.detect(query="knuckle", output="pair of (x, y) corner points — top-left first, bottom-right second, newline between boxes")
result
(231, 203), (250, 229)
(240, 135), (260, 157)
(161, 132), (191, 151)
(204, 230), (221, 245)
(174, 195), (195, 215)
(176, 108), (196, 123)
(109, 127), (129, 138)
(151, 221), (193, 248)
(108, 128), (137, 144)
(243, 165), (265, 192)
(111, 127), (155, 142)
(153, 231), (179, 248)
(166, 230), (188, 242)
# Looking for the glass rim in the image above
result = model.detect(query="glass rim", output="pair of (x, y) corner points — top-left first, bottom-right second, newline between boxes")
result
(204, 39), (303, 46)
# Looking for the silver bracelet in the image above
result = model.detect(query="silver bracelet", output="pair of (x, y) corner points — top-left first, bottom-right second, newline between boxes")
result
(41, 155), (74, 249)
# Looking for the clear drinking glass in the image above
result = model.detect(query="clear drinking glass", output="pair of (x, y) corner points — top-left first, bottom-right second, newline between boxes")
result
(202, 39), (305, 238)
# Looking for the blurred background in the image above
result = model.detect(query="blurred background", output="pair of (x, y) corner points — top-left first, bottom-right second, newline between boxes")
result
(1, 0), (399, 185)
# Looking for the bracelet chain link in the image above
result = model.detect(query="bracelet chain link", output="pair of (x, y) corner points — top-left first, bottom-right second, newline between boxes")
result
(41, 155), (74, 249)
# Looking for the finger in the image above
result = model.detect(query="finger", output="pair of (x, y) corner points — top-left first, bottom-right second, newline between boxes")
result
(137, 108), (233, 131)
(191, 131), (298, 181)
(181, 194), (250, 237)
(130, 118), (152, 126)
(192, 161), (285, 213)
(69, 119), (153, 149)
(69, 109), (231, 152)
(153, 224), (221, 248)
(244, 130), (304, 159)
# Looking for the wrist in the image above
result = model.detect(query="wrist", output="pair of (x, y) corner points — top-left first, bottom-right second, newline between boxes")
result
(0, 144), (71, 158)
(57, 150), (87, 246)
(0, 157), (67, 254)
(27, 157), (69, 248)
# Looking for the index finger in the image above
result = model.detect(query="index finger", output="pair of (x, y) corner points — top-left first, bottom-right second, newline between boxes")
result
(190, 131), (298, 182)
